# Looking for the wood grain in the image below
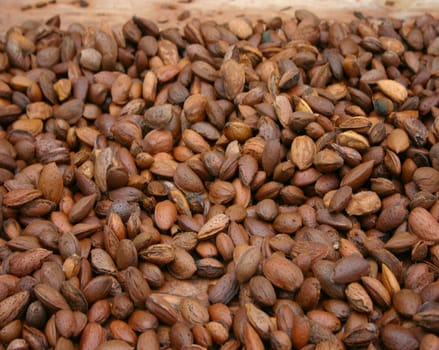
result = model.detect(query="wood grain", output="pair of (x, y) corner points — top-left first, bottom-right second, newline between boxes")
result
(1, 0), (439, 33)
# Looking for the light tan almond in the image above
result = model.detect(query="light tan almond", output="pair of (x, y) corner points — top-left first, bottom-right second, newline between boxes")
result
(346, 191), (381, 216)
(377, 79), (408, 103)
(291, 135), (316, 170)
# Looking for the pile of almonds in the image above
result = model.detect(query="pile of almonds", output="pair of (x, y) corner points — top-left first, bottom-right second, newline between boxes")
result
(0, 8), (439, 350)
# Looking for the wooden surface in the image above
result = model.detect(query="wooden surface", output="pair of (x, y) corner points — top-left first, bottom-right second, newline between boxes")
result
(1, 0), (439, 33)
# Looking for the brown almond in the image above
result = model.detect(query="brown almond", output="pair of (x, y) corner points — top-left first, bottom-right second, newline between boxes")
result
(274, 95), (293, 128)
(168, 247), (197, 279)
(262, 253), (304, 292)
(110, 320), (137, 345)
(34, 284), (71, 312)
(55, 309), (76, 338)
(154, 200), (177, 230)
(179, 297), (209, 326)
(296, 277), (321, 311)
(0, 291), (30, 327)
(11, 119), (43, 136)
(54, 99), (84, 125)
(412, 167), (439, 193)
(376, 204), (408, 232)
(90, 248), (118, 275)
(381, 324), (419, 350)
(221, 59), (245, 100)
(393, 289), (421, 317)
(128, 310), (158, 332)
(340, 160), (374, 190)
(336, 131), (369, 151)
(208, 273), (239, 305)
(124, 267), (151, 307)
(39, 162), (63, 205)
(408, 207), (439, 242)
(387, 128), (410, 154)
(333, 254), (370, 284)
(96, 340), (134, 350)
(239, 155), (258, 186)
(361, 276), (391, 308)
(198, 214), (230, 240)
(249, 276), (277, 307)
(329, 186), (352, 212)
(273, 212), (302, 234)
(8, 248), (51, 277)
(224, 122), (253, 142)
(209, 180), (236, 205)
(3, 189), (42, 208)
(174, 163), (205, 193)
(68, 194), (97, 223)
(82, 276), (113, 305)
(234, 246), (261, 283)
(146, 294), (179, 325)
(140, 244), (175, 265)
(144, 104), (173, 129)
(245, 303), (275, 340)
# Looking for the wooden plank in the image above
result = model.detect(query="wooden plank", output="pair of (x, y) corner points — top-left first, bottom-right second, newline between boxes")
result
(1, 0), (439, 33)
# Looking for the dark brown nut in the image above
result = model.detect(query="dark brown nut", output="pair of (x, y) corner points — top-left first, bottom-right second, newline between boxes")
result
(376, 204), (408, 233)
(312, 260), (346, 299)
(328, 186), (352, 212)
(413, 302), (439, 333)
(381, 324), (419, 350)
(54, 99), (84, 125)
(332, 254), (370, 284)
(343, 322), (379, 347)
(340, 160), (374, 190)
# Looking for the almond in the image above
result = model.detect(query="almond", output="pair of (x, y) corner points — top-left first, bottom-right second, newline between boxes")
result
(291, 135), (316, 170)
(262, 253), (304, 292)
(154, 200), (177, 230)
(408, 207), (439, 242)
(0, 291), (30, 327)
(39, 162), (63, 204)
(221, 59), (245, 100)
(174, 163), (205, 193)
(377, 79), (408, 103)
